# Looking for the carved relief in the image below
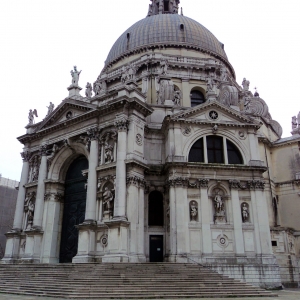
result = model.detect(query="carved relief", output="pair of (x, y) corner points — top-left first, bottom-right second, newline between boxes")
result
(229, 179), (265, 190)
(98, 175), (116, 191)
(241, 202), (250, 223)
(136, 134), (143, 146)
(217, 234), (229, 248)
(100, 234), (108, 247)
(160, 59), (169, 75)
(121, 64), (137, 83)
(157, 79), (175, 105)
(93, 79), (107, 96)
(213, 189), (226, 224)
(28, 155), (40, 183)
(190, 201), (198, 222)
(24, 192), (36, 230)
(181, 125), (191, 136)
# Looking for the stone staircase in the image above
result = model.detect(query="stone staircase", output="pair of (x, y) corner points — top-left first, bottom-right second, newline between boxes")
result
(0, 263), (277, 298)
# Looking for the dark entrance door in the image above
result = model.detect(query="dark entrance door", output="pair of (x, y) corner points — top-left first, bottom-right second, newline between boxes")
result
(59, 156), (88, 263)
(149, 235), (164, 262)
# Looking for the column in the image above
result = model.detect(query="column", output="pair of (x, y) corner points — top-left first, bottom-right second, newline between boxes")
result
(32, 145), (48, 230)
(169, 183), (177, 259)
(12, 151), (31, 231)
(250, 189), (262, 254)
(200, 179), (212, 254)
(137, 181), (145, 261)
(114, 116), (128, 220)
(173, 124), (182, 157)
(85, 128), (99, 222)
(230, 187), (245, 255)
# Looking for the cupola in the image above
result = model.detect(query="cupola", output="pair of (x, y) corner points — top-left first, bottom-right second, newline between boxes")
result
(147, 0), (180, 16)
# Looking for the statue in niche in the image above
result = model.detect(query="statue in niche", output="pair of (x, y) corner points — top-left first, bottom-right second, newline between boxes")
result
(190, 201), (198, 222)
(160, 60), (169, 75)
(241, 202), (250, 223)
(28, 109), (38, 125)
(85, 82), (93, 98)
(158, 79), (174, 104)
(28, 156), (40, 183)
(104, 135), (114, 163)
(24, 192), (35, 230)
(213, 189), (226, 224)
(70, 66), (81, 86)
(46, 102), (54, 117)
(242, 78), (250, 91)
(103, 186), (114, 220)
(292, 116), (297, 130)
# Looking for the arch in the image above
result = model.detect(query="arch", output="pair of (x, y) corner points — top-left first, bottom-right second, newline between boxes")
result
(148, 191), (164, 226)
(190, 89), (205, 107)
(184, 128), (249, 165)
(48, 143), (89, 182)
(59, 155), (88, 263)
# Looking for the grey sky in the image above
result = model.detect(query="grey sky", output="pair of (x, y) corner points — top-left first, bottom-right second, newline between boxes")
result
(1, 0), (299, 180)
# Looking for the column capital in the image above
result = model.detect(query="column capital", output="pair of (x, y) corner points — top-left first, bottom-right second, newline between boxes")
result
(126, 175), (146, 188)
(248, 179), (265, 190)
(114, 116), (129, 132)
(87, 127), (99, 141)
(39, 145), (48, 156)
(21, 151), (32, 162)
(198, 179), (209, 188)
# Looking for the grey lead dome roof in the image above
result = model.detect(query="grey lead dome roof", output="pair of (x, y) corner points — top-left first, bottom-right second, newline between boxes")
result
(105, 14), (228, 68)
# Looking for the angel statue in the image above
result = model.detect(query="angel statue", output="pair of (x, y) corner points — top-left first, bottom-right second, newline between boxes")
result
(46, 102), (54, 116)
(70, 66), (82, 86)
(28, 109), (38, 125)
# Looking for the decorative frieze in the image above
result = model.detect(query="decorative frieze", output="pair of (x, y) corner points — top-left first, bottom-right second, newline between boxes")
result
(229, 179), (265, 190)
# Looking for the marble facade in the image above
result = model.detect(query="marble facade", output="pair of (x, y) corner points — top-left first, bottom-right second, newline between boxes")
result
(2, 0), (300, 289)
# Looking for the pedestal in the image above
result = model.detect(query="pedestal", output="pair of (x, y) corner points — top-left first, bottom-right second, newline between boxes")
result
(102, 219), (130, 263)
(1, 232), (21, 264)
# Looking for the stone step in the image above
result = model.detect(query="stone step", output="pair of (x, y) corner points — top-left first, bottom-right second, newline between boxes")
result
(0, 263), (277, 298)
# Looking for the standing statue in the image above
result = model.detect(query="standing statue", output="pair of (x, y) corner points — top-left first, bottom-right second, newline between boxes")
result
(292, 116), (297, 130)
(103, 187), (114, 211)
(242, 78), (250, 91)
(85, 82), (93, 98)
(173, 90), (182, 105)
(190, 201), (198, 221)
(160, 60), (169, 75)
(242, 203), (249, 222)
(28, 109), (38, 125)
(70, 66), (82, 86)
(142, 71), (149, 94)
(104, 134), (114, 163)
(214, 191), (224, 213)
(46, 102), (54, 117)
(297, 112), (300, 128)
(24, 193), (35, 230)
(220, 66), (228, 81)
(206, 73), (216, 92)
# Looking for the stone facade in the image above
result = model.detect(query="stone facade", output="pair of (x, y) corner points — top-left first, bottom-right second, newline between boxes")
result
(0, 176), (18, 258)
(2, 0), (300, 289)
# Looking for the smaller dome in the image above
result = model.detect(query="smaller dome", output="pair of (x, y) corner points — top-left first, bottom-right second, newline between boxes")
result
(104, 14), (229, 70)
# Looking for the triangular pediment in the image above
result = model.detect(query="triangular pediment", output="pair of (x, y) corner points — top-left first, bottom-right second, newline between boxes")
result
(37, 99), (97, 131)
(170, 100), (260, 127)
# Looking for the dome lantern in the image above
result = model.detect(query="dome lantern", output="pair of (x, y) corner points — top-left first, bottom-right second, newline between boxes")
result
(147, 0), (180, 16)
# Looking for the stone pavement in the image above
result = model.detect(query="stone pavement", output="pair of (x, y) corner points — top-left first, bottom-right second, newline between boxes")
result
(0, 289), (299, 300)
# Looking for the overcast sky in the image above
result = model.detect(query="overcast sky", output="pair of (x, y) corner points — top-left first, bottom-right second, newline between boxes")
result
(1, 0), (300, 181)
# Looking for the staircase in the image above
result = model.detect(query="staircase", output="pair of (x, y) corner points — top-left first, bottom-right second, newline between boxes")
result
(0, 263), (277, 298)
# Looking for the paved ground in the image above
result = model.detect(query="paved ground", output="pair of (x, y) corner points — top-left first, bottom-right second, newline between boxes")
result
(0, 289), (299, 300)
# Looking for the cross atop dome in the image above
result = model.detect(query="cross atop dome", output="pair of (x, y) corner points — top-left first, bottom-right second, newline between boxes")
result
(147, 0), (180, 16)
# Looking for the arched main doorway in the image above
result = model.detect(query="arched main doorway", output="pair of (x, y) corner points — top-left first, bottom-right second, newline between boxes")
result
(59, 156), (89, 263)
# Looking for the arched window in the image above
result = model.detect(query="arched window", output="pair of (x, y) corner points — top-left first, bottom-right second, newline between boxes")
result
(207, 136), (224, 164)
(227, 140), (243, 164)
(188, 138), (204, 162)
(191, 90), (205, 107)
(188, 136), (243, 165)
(148, 191), (164, 226)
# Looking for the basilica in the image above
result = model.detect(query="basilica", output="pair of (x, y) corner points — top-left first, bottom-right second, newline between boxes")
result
(2, 0), (300, 289)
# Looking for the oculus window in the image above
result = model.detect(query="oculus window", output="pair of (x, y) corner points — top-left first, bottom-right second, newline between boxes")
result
(191, 90), (205, 107)
(189, 136), (244, 165)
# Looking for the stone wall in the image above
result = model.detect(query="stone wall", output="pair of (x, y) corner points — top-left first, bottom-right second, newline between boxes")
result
(0, 177), (18, 258)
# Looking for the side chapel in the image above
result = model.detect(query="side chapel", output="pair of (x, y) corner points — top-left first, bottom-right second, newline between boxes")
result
(2, 0), (300, 288)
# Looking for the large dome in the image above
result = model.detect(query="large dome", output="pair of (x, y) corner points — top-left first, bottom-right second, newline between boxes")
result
(105, 14), (228, 69)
